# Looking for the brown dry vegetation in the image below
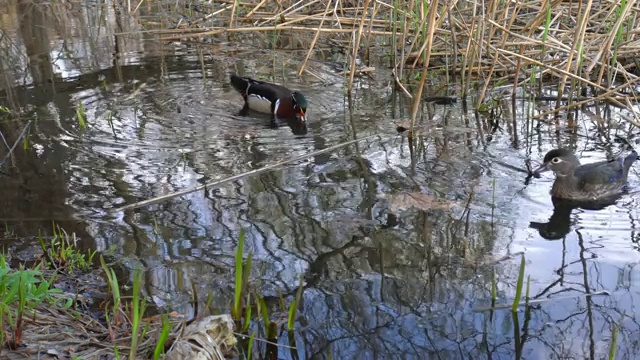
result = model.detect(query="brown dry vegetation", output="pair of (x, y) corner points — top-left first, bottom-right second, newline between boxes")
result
(131, 0), (640, 125)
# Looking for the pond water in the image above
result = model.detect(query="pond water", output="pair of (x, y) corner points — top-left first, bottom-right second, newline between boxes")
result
(2, 1), (640, 359)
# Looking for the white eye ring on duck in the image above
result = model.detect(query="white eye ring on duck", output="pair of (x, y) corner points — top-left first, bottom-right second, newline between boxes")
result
(551, 157), (561, 164)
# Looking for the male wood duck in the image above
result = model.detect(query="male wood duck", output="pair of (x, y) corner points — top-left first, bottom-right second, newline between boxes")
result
(230, 74), (307, 122)
(533, 148), (638, 201)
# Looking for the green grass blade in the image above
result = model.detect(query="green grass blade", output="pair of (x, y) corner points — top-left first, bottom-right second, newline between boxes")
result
(258, 296), (269, 335)
(287, 299), (297, 331)
(153, 314), (172, 360)
(242, 293), (252, 333)
(491, 268), (497, 303)
(233, 229), (246, 320)
(511, 254), (526, 312)
(608, 324), (618, 360)
(129, 269), (145, 358)
(247, 331), (256, 360)
(525, 275), (531, 307)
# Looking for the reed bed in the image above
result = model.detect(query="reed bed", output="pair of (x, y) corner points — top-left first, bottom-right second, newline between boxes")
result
(144, 0), (640, 121)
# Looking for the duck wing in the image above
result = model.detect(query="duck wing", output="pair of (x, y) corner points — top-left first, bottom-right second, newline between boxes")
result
(574, 151), (638, 191)
(230, 75), (293, 103)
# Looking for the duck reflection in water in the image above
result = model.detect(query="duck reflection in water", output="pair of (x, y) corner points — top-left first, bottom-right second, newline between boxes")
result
(529, 196), (621, 240)
(281, 117), (308, 135)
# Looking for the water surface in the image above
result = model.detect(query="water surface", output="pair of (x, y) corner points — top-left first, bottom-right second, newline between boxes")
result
(1, 1), (640, 358)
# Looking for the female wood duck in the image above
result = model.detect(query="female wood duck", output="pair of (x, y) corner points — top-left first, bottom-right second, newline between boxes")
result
(230, 74), (307, 122)
(533, 148), (638, 201)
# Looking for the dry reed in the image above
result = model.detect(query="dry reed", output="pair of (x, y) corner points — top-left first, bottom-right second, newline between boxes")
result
(143, 0), (640, 119)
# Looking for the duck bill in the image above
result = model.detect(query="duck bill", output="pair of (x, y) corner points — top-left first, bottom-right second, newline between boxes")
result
(532, 162), (549, 176)
(298, 111), (306, 122)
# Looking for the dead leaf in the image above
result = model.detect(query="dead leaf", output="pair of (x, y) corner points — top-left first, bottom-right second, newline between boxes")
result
(388, 192), (456, 214)
(166, 315), (236, 360)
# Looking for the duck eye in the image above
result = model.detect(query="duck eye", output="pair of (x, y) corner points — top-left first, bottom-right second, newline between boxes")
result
(551, 157), (561, 164)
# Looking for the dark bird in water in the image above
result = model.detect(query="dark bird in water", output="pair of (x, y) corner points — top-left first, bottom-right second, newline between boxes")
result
(532, 148), (637, 201)
(229, 74), (307, 123)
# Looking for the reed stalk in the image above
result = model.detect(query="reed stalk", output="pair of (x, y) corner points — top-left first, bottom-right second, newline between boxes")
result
(409, 0), (439, 131)
(347, 0), (372, 94)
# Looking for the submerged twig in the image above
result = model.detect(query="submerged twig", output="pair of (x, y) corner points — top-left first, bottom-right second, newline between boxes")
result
(473, 290), (610, 312)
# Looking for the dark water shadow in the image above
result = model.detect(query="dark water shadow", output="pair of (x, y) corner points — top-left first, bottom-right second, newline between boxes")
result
(529, 195), (623, 240)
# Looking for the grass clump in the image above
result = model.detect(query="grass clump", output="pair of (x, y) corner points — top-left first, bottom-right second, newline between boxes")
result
(0, 224), (186, 358)
(38, 224), (97, 274)
(230, 229), (306, 360)
(0, 254), (68, 352)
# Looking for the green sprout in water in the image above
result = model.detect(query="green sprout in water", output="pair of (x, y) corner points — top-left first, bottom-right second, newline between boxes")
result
(39, 225), (97, 274)
(129, 269), (147, 359)
(608, 324), (618, 360)
(76, 101), (86, 129)
(511, 254), (526, 313)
